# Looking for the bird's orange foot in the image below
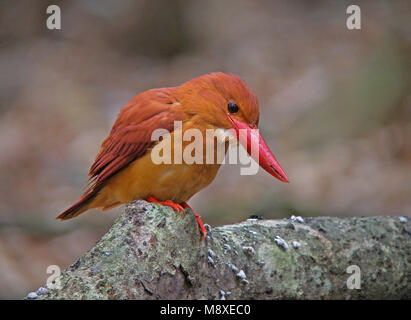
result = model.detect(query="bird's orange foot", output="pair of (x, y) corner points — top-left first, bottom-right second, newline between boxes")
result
(182, 202), (207, 240)
(146, 196), (185, 216)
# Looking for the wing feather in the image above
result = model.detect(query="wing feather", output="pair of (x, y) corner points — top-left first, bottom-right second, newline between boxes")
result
(88, 88), (182, 190)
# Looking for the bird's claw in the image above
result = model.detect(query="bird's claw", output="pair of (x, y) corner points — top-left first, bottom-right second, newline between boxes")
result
(164, 201), (185, 217)
(146, 197), (206, 240)
(146, 196), (185, 216)
(194, 213), (207, 240)
(182, 202), (207, 240)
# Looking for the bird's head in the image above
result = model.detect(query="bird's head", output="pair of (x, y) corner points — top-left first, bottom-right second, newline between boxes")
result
(177, 72), (289, 183)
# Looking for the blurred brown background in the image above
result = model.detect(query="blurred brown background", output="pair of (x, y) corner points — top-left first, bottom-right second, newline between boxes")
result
(0, 0), (410, 299)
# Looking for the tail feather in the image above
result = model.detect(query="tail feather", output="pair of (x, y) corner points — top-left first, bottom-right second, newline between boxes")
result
(57, 189), (99, 220)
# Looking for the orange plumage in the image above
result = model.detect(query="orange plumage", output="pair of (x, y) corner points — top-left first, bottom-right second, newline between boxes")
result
(57, 73), (288, 237)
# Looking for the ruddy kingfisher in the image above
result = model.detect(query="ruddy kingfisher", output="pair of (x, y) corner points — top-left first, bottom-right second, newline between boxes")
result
(57, 73), (289, 238)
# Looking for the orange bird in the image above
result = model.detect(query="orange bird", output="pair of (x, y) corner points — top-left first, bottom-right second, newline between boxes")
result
(57, 73), (288, 238)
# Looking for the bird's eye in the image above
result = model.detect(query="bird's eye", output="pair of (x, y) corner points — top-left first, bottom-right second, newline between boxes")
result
(227, 101), (239, 114)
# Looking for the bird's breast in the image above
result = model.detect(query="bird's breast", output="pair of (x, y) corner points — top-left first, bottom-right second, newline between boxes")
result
(105, 123), (228, 204)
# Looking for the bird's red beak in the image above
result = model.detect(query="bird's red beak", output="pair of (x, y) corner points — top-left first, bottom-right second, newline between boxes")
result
(227, 114), (289, 183)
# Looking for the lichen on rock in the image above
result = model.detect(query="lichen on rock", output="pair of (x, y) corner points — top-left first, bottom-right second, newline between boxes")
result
(32, 201), (410, 300)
